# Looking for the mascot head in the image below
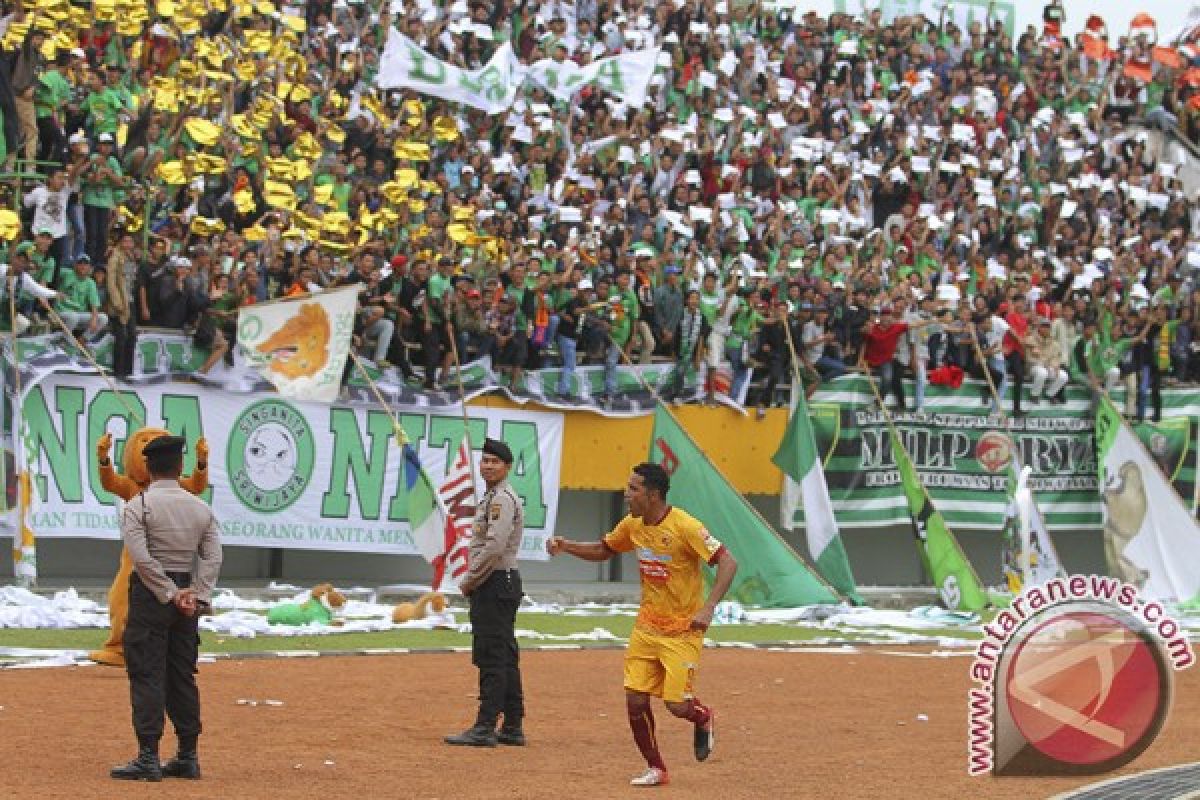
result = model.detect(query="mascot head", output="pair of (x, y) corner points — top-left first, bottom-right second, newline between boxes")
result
(311, 582), (347, 613)
(122, 427), (174, 487)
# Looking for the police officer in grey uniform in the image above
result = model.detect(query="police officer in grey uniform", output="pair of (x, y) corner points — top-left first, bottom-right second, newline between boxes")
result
(445, 437), (526, 748)
(111, 435), (222, 782)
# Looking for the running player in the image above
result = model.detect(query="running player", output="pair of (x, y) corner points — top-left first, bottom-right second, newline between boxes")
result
(547, 462), (738, 787)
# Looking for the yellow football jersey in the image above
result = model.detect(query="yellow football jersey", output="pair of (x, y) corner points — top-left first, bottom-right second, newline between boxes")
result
(604, 507), (724, 636)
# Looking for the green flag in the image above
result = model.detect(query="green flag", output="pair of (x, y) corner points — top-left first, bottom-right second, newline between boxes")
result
(772, 395), (863, 604)
(892, 428), (989, 612)
(649, 404), (839, 608)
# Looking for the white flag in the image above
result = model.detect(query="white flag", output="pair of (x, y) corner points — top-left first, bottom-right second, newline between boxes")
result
(1096, 397), (1200, 603)
(236, 286), (358, 404)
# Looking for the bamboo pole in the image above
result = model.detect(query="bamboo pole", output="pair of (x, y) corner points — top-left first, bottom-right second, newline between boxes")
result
(8, 277), (32, 587)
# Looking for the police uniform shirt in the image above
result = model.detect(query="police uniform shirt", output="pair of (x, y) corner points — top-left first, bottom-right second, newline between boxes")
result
(122, 479), (223, 604)
(462, 479), (522, 592)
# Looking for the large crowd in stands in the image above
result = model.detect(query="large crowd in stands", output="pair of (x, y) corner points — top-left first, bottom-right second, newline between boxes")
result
(1, 0), (1199, 419)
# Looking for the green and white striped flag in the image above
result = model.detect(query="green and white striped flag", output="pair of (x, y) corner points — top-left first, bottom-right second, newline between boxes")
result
(773, 393), (862, 604)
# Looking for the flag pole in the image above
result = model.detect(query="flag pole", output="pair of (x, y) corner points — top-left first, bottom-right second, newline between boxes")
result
(40, 302), (144, 424)
(605, 331), (842, 599)
(347, 349), (408, 444)
(446, 332), (479, 506)
(859, 366), (988, 605)
(8, 277), (32, 587)
(969, 328), (1009, 424)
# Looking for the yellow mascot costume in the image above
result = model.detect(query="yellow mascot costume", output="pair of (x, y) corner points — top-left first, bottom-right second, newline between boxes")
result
(88, 429), (209, 666)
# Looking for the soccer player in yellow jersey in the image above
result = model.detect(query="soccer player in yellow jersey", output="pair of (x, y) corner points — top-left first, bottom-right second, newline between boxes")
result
(548, 462), (738, 788)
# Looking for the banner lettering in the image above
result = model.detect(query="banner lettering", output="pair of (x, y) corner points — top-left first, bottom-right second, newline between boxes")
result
(12, 374), (563, 560)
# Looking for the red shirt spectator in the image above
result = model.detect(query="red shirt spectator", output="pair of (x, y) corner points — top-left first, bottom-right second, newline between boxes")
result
(862, 311), (910, 367)
(1004, 297), (1030, 356)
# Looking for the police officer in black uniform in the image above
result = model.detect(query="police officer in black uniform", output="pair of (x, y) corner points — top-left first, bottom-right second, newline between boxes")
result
(111, 435), (223, 781)
(445, 437), (526, 747)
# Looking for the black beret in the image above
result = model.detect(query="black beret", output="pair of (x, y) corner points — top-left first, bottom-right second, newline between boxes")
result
(482, 437), (513, 465)
(143, 435), (186, 460)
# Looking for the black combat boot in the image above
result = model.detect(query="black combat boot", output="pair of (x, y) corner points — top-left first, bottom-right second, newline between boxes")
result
(443, 725), (498, 747)
(110, 745), (162, 781)
(496, 727), (526, 746)
(162, 735), (201, 779)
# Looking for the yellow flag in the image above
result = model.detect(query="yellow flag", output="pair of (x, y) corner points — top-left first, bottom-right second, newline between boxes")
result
(0, 210), (21, 240)
(233, 190), (256, 214)
(321, 212), (352, 236)
(234, 60), (257, 82)
(446, 223), (474, 244)
(194, 153), (228, 174)
(313, 184), (334, 207)
(190, 216), (226, 236)
(433, 116), (460, 141)
(231, 114), (259, 140)
(156, 160), (188, 185)
(185, 118), (222, 147)
(393, 168), (419, 189)
(292, 132), (322, 160)
(245, 30), (272, 54)
(393, 141), (431, 161)
(263, 180), (296, 210)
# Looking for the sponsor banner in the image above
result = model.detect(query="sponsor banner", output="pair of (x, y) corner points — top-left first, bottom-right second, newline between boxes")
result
(11, 374), (562, 560)
(786, 377), (1197, 532)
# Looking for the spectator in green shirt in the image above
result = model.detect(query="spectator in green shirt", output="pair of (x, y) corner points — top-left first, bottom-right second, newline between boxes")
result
(599, 294), (632, 408)
(55, 255), (107, 341)
(82, 133), (126, 265)
(35, 56), (72, 164)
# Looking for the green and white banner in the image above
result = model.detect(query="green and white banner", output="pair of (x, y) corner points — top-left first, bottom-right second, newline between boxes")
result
(377, 30), (659, 113)
(14, 374), (563, 559)
(378, 33), (524, 113)
(526, 48), (660, 108)
(785, 377), (1198, 532)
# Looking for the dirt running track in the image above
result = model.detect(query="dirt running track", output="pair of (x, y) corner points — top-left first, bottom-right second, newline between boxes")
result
(1, 648), (1197, 799)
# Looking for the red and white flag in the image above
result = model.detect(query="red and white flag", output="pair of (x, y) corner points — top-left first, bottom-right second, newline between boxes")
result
(1131, 12), (1157, 43)
(432, 438), (476, 591)
(1082, 15), (1114, 60)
